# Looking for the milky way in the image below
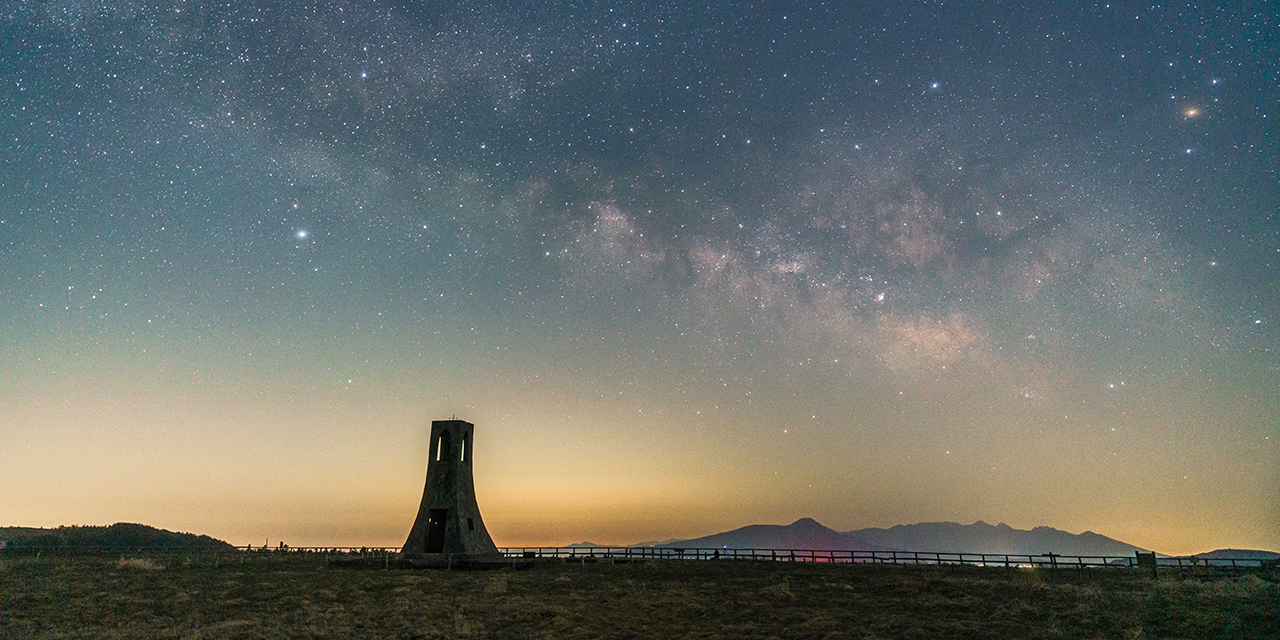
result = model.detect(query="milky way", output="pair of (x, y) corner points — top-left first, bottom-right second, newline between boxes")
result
(2, 2), (1276, 553)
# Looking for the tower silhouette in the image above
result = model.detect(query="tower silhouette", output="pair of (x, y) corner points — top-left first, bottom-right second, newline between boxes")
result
(401, 419), (502, 559)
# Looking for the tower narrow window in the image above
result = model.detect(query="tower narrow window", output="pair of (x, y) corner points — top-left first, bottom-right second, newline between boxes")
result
(436, 432), (452, 462)
(460, 436), (466, 462)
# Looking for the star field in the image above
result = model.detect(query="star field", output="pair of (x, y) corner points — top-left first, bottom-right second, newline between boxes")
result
(1, 1), (1277, 554)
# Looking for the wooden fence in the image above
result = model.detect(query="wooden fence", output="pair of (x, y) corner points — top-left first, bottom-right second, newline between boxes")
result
(498, 546), (1278, 570)
(2, 544), (1274, 572)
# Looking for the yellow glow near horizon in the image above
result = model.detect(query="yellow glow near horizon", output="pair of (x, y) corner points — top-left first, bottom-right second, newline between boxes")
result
(2, 367), (1275, 557)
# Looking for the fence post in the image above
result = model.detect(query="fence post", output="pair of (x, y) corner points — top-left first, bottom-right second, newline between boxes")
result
(1135, 551), (1157, 579)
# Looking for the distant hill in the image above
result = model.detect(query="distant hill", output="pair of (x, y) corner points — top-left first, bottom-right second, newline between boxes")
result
(0, 523), (235, 552)
(627, 539), (684, 547)
(647, 519), (1151, 557)
(1195, 549), (1280, 560)
(655, 518), (891, 551)
(0, 526), (46, 540)
(843, 521), (1149, 557)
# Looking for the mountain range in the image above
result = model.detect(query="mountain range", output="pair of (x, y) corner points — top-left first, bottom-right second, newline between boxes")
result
(579, 519), (1143, 556)
(652, 518), (894, 552)
(6, 520), (1275, 559)
(636, 519), (1277, 559)
(839, 520), (1150, 556)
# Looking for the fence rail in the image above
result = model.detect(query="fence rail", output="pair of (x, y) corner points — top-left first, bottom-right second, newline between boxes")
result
(0, 545), (400, 556)
(1, 544), (1273, 571)
(498, 547), (1278, 570)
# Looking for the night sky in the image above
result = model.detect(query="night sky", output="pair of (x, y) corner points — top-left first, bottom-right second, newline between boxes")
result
(2, 2), (1277, 555)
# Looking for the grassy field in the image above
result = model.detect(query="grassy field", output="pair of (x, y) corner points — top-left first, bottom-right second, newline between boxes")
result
(1, 553), (1276, 639)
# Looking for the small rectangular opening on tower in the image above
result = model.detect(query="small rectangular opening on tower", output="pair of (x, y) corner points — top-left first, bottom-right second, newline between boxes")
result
(460, 437), (466, 462)
(467, 517), (475, 531)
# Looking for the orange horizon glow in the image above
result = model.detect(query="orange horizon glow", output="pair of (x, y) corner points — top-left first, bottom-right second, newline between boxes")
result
(2, 378), (1275, 558)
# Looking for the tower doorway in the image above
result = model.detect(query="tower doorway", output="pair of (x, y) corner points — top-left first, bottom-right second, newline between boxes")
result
(426, 508), (448, 553)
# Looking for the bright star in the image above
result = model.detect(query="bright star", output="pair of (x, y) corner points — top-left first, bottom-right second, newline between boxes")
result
(296, 230), (308, 239)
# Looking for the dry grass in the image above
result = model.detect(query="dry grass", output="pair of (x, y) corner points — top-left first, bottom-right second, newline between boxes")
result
(0, 554), (1275, 639)
(116, 557), (165, 571)
(485, 574), (508, 595)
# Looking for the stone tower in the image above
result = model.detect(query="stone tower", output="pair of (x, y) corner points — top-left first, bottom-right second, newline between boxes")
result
(401, 419), (502, 559)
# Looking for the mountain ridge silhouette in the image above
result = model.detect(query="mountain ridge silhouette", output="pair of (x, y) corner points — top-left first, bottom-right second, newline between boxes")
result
(635, 518), (1169, 556)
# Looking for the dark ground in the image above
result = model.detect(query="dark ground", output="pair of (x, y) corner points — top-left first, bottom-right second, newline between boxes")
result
(1, 553), (1276, 639)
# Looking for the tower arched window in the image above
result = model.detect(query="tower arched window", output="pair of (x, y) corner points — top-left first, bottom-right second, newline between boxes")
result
(435, 431), (452, 462)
